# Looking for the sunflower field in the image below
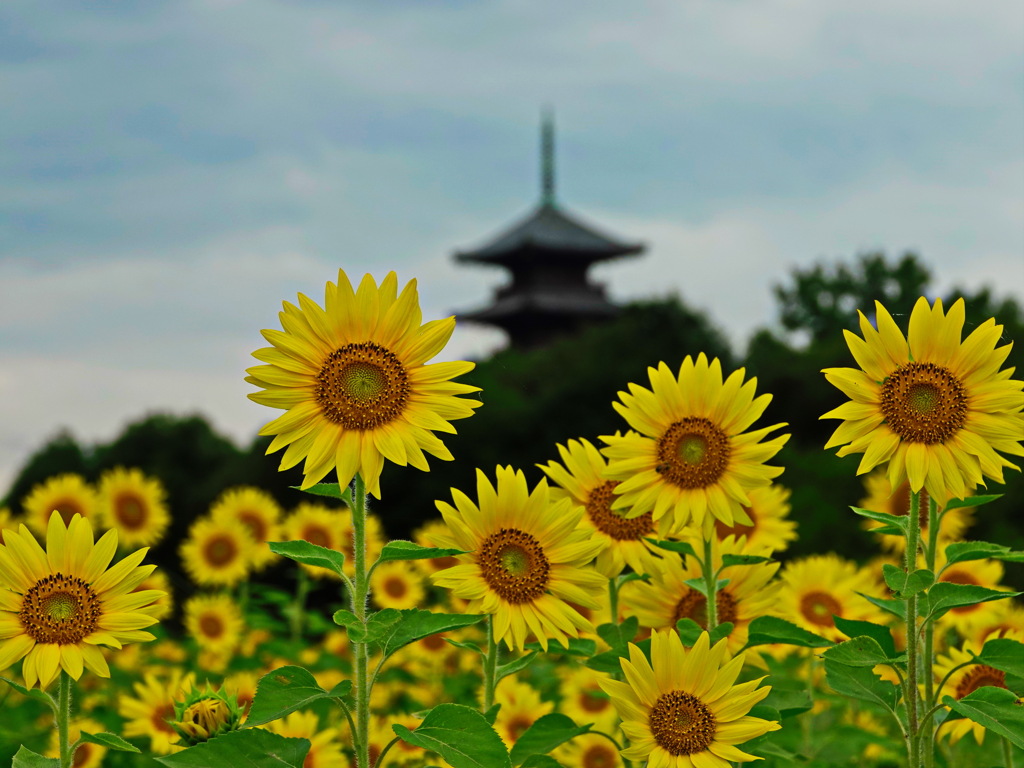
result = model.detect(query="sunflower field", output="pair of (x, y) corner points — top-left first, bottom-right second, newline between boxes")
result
(1, 269), (1022, 768)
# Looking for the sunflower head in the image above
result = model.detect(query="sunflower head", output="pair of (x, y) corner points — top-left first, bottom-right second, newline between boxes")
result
(179, 516), (256, 588)
(96, 467), (171, 548)
(21, 474), (99, 535)
(431, 466), (607, 651)
(184, 593), (245, 654)
(246, 270), (482, 498)
(822, 297), (1024, 500)
(170, 684), (245, 746)
(600, 630), (780, 765)
(602, 354), (789, 537)
(210, 486), (282, 571)
(0, 512), (164, 688)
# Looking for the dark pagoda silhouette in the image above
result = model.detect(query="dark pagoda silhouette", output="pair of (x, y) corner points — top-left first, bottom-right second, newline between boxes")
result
(454, 113), (645, 350)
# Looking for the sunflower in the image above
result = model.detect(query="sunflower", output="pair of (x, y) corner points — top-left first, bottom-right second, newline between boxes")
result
(773, 554), (885, 642)
(267, 711), (346, 768)
(712, 484), (797, 554)
(934, 641), (1010, 744)
(46, 717), (107, 768)
(184, 593), (244, 654)
(431, 466), (607, 651)
(209, 486), (282, 571)
(120, 670), (195, 754)
(540, 437), (663, 578)
(371, 561), (426, 610)
(412, 518), (463, 576)
(495, 679), (555, 749)
(246, 269), (482, 498)
(281, 502), (382, 581)
(968, 600), (1024, 645)
(133, 569), (174, 621)
(179, 516), (255, 588)
(558, 666), (619, 732)
(621, 536), (780, 655)
(96, 467), (170, 548)
(554, 732), (624, 768)
(822, 297), (1024, 502)
(600, 629), (780, 766)
(0, 513), (163, 688)
(935, 557), (1009, 636)
(602, 354), (789, 537)
(0, 507), (19, 546)
(22, 474), (99, 535)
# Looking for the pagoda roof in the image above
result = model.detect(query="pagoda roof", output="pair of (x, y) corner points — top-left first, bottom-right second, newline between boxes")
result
(457, 286), (620, 324)
(454, 202), (644, 267)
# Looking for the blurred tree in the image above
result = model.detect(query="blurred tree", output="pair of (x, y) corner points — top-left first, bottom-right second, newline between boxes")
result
(2, 431), (89, 514)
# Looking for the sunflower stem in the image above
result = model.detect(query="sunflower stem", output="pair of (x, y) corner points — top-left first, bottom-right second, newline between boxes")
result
(482, 615), (499, 713)
(289, 567), (310, 643)
(351, 474), (371, 768)
(703, 534), (718, 631)
(921, 496), (940, 768)
(905, 489), (922, 768)
(608, 577), (620, 627)
(1003, 736), (1015, 768)
(57, 672), (72, 768)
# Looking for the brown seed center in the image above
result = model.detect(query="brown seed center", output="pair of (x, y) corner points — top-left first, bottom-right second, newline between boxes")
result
(800, 591), (842, 627)
(301, 525), (331, 549)
(202, 534), (239, 567)
(715, 505), (755, 539)
(238, 511), (268, 542)
(114, 493), (147, 529)
(586, 481), (653, 540)
(579, 689), (611, 714)
(52, 500), (84, 527)
(582, 743), (617, 768)
(655, 418), (731, 490)
(20, 573), (101, 644)
(198, 614), (225, 639)
(478, 528), (550, 604)
(880, 362), (967, 444)
(315, 342), (410, 430)
(955, 665), (1006, 699)
(649, 690), (717, 755)
(383, 575), (408, 599)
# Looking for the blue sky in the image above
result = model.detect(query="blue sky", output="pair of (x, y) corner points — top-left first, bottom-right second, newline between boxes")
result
(1, 0), (1022, 492)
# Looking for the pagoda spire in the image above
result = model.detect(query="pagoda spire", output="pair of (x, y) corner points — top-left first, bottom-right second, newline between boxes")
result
(541, 108), (556, 207)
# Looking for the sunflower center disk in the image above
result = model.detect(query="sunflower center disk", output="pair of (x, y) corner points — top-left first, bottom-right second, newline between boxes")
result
(656, 418), (731, 490)
(383, 576), (408, 599)
(799, 591), (841, 628)
(715, 505), (755, 539)
(239, 512), (267, 542)
(956, 665), (1006, 699)
(880, 362), (967, 444)
(203, 535), (238, 567)
(20, 573), (101, 644)
(673, 588), (738, 629)
(115, 494), (146, 529)
(479, 528), (550, 604)
(316, 342), (411, 430)
(649, 690), (717, 755)
(53, 500), (82, 527)
(199, 615), (225, 639)
(586, 481), (653, 541)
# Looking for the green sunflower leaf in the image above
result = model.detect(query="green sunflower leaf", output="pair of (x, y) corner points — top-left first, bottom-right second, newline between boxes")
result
(585, 650), (628, 675)
(445, 639), (484, 655)
(645, 538), (697, 559)
(849, 506), (908, 532)
(943, 687), (1024, 749)
(11, 746), (59, 768)
(291, 483), (352, 506)
(881, 564), (906, 593)
(944, 494), (1002, 511)
(760, 679), (814, 717)
(832, 616), (898, 659)
(519, 757), (564, 768)
(923, 583), (1022, 622)
(154, 729), (311, 768)
(244, 666), (348, 728)
(375, 610), (486, 659)
(824, 658), (900, 710)
(496, 651), (539, 682)
(508, 713), (591, 766)
(720, 554), (774, 567)
(596, 617), (640, 652)
(374, 540), (468, 565)
(0, 676), (56, 710)
(823, 636), (903, 667)
(393, 703), (511, 768)
(79, 732), (141, 753)
(942, 540), (1024, 567)
(857, 591), (907, 621)
(902, 569), (935, 597)
(973, 638), (1024, 679)
(269, 540), (346, 580)
(743, 616), (833, 649)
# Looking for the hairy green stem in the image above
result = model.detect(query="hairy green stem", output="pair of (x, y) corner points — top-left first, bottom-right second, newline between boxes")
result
(482, 616), (499, 713)
(922, 497), (940, 768)
(1003, 736), (1015, 768)
(608, 577), (620, 626)
(289, 568), (310, 643)
(703, 535), (718, 631)
(57, 672), (72, 768)
(906, 489), (922, 768)
(351, 475), (371, 768)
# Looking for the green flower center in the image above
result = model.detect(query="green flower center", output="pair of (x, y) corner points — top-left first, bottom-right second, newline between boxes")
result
(499, 546), (530, 576)
(678, 436), (707, 465)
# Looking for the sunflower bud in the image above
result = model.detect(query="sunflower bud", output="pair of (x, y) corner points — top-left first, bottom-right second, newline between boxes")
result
(170, 685), (244, 745)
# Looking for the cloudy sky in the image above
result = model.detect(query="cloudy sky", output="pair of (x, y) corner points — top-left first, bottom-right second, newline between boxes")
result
(2, 0), (1022, 494)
